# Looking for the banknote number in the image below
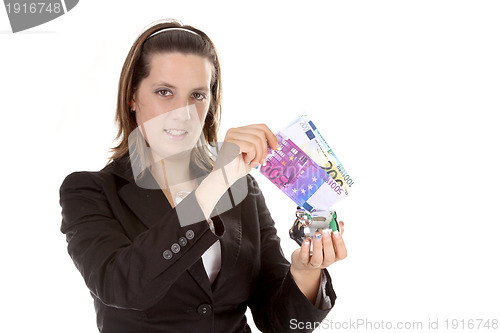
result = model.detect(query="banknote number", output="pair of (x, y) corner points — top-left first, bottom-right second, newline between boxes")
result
(337, 164), (354, 187)
(261, 162), (289, 187)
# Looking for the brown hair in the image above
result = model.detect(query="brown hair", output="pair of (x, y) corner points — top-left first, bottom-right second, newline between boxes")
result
(109, 20), (222, 168)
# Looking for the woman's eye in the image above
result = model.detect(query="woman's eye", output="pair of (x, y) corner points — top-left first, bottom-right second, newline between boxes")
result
(192, 92), (206, 101)
(157, 89), (172, 97)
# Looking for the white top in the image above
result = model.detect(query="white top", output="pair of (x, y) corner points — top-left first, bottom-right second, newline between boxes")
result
(175, 191), (221, 284)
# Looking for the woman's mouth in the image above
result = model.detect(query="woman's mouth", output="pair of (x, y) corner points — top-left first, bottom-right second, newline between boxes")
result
(164, 129), (189, 140)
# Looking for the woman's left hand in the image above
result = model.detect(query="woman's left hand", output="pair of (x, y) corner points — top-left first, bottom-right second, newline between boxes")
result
(291, 221), (346, 273)
(289, 221), (346, 302)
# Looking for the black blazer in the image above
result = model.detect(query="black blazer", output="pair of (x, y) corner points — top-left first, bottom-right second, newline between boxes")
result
(60, 154), (336, 332)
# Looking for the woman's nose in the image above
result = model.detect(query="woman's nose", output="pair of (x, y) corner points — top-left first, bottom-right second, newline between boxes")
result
(170, 102), (192, 121)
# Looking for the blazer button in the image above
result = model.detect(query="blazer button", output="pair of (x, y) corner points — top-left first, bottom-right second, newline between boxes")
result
(197, 303), (212, 317)
(171, 243), (181, 253)
(186, 230), (195, 240)
(162, 250), (173, 260)
(179, 237), (187, 246)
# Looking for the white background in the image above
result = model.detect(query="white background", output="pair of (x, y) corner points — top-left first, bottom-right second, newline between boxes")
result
(1, 1), (499, 332)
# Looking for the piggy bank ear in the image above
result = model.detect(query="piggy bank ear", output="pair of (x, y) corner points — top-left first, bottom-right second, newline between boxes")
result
(6, 0), (80, 33)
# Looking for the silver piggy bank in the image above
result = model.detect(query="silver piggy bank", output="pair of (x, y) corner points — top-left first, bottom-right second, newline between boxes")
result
(289, 207), (339, 246)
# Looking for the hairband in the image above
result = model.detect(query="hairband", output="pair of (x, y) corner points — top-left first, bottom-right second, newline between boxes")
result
(147, 27), (200, 40)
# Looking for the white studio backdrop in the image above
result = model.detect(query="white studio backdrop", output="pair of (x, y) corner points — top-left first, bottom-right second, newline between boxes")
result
(1, 1), (499, 332)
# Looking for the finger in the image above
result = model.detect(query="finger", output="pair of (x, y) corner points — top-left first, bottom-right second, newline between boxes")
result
(247, 123), (279, 151)
(226, 139), (256, 165)
(236, 152), (253, 175)
(321, 229), (336, 266)
(225, 134), (259, 165)
(213, 140), (243, 169)
(299, 238), (311, 266)
(332, 229), (347, 261)
(236, 127), (268, 164)
(339, 221), (345, 235)
(227, 131), (263, 167)
(309, 233), (323, 268)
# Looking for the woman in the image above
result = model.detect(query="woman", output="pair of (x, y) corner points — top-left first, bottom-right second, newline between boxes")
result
(60, 20), (347, 332)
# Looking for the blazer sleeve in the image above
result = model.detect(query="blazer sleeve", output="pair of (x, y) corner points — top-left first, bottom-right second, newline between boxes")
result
(246, 174), (337, 333)
(59, 171), (224, 311)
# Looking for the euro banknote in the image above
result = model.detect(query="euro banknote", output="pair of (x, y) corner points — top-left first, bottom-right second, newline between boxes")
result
(258, 132), (345, 212)
(281, 114), (355, 193)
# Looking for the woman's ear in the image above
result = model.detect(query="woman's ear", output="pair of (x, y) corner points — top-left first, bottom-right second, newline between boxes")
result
(130, 95), (136, 112)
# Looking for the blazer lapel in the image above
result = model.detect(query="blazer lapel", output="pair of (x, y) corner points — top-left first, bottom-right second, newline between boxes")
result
(117, 182), (171, 229)
(187, 259), (213, 300)
(185, 176), (247, 296)
(112, 157), (171, 229)
(210, 178), (246, 291)
(186, 180), (245, 297)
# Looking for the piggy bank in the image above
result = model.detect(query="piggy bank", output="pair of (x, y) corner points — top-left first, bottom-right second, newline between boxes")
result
(289, 207), (339, 246)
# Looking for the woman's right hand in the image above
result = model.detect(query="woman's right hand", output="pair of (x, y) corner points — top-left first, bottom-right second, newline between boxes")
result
(214, 124), (279, 187)
(195, 124), (279, 221)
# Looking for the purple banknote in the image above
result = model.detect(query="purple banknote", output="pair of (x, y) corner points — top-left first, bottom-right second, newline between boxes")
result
(258, 132), (344, 212)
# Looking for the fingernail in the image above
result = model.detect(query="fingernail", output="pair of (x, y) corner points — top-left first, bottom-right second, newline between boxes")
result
(322, 229), (331, 237)
(315, 233), (321, 240)
(303, 239), (310, 245)
(262, 160), (266, 166)
(333, 231), (340, 239)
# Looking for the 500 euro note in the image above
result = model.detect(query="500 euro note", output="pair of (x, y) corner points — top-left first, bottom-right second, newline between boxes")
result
(258, 132), (345, 212)
(281, 114), (355, 193)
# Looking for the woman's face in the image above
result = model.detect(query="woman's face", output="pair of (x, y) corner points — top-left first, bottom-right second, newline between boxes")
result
(132, 52), (212, 161)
